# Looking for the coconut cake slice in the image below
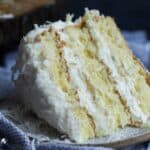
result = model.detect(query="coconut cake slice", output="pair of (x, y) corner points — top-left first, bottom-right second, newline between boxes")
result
(13, 9), (150, 143)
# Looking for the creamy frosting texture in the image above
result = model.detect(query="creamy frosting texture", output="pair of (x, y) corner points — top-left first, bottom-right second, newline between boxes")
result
(13, 9), (150, 143)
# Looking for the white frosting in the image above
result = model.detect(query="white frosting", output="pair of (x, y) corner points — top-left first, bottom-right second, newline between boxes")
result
(14, 19), (110, 142)
(58, 31), (111, 134)
(33, 70), (82, 142)
(14, 21), (84, 142)
(85, 14), (148, 123)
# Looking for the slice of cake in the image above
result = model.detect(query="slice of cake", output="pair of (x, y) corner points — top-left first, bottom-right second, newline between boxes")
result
(12, 9), (150, 143)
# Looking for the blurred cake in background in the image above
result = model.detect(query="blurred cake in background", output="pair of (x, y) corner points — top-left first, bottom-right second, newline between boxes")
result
(0, 0), (65, 49)
(0, 0), (54, 18)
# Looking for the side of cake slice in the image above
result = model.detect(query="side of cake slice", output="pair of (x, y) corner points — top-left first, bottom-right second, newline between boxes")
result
(13, 9), (150, 143)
